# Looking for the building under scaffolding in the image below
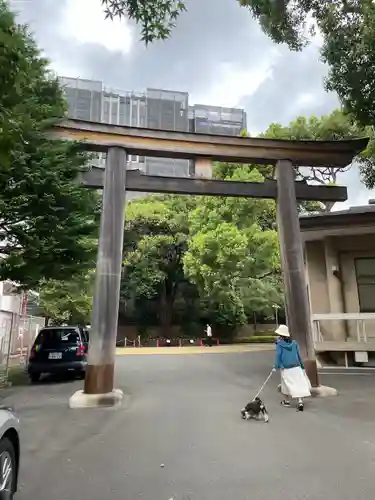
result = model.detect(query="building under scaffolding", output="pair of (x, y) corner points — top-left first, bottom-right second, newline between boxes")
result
(59, 77), (247, 187)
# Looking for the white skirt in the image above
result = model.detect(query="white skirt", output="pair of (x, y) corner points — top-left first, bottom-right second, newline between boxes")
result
(281, 366), (311, 398)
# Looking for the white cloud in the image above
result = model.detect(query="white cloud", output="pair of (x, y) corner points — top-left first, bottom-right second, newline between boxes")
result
(295, 93), (316, 108)
(190, 55), (276, 109)
(60, 0), (133, 54)
(336, 167), (375, 210)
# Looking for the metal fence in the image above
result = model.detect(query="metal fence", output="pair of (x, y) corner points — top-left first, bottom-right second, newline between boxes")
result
(0, 312), (45, 386)
(11, 314), (45, 361)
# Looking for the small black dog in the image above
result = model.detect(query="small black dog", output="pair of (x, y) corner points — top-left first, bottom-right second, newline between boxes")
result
(241, 397), (269, 423)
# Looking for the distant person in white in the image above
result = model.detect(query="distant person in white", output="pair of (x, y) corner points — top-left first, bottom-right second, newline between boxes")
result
(206, 324), (213, 347)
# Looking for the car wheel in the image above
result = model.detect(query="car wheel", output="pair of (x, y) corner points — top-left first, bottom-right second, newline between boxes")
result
(30, 372), (40, 383)
(0, 437), (16, 500)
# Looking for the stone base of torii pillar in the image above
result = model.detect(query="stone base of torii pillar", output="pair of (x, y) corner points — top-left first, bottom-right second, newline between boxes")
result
(69, 388), (124, 409)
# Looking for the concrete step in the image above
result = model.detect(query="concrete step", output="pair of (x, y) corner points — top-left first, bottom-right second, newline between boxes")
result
(319, 367), (375, 375)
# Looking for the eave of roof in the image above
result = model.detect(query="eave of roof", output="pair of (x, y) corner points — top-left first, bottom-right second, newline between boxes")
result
(300, 205), (375, 231)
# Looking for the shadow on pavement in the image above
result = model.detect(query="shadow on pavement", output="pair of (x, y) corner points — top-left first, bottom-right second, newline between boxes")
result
(7, 366), (85, 387)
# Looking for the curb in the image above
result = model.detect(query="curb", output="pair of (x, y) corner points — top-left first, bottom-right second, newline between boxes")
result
(115, 344), (275, 356)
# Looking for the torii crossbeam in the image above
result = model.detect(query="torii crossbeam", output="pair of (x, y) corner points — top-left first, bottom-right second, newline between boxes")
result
(51, 119), (369, 408)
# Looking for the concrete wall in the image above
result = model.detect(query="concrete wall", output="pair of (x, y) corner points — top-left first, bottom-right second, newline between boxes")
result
(0, 295), (21, 314)
(0, 311), (12, 363)
(339, 235), (375, 339)
(305, 234), (375, 341)
(305, 239), (344, 340)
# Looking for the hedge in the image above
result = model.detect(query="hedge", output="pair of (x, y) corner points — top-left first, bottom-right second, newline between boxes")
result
(247, 335), (277, 343)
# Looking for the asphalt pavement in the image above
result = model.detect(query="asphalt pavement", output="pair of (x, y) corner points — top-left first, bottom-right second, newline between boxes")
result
(4, 349), (375, 500)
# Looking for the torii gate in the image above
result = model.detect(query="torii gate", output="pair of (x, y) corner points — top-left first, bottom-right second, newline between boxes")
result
(51, 119), (368, 408)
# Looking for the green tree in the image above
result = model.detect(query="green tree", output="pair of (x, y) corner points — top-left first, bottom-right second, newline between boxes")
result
(121, 195), (198, 334)
(214, 109), (367, 211)
(261, 111), (374, 209)
(256, 110), (370, 185)
(184, 167), (282, 330)
(0, 1), (99, 288)
(39, 272), (95, 325)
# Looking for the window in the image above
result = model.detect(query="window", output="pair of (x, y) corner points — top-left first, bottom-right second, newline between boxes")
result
(220, 112), (234, 121)
(111, 97), (119, 124)
(131, 100), (138, 126)
(103, 99), (110, 123)
(35, 328), (81, 347)
(193, 108), (208, 119)
(119, 101), (126, 125)
(355, 258), (375, 312)
(207, 111), (220, 121)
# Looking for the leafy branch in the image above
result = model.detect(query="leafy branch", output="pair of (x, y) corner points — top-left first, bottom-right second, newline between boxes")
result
(101, 0), (186, 44)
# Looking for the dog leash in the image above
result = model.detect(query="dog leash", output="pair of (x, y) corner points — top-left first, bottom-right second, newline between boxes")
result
(252, 369), (275, 401)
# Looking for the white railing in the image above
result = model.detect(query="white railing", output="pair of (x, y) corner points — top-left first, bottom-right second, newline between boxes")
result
(312, 313), (375, 343)
(116, 336), (142, 348)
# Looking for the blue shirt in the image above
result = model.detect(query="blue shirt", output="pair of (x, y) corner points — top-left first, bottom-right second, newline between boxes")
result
(274, 338), (304, 370)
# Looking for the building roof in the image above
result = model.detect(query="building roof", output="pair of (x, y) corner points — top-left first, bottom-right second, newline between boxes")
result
(300, 204), (375, 231)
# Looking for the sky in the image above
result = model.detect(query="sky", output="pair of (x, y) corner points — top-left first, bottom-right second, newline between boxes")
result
(10, 0), (375, 208)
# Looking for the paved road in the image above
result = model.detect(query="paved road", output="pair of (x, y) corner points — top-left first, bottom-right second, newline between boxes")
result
(4, 350), (375, 500)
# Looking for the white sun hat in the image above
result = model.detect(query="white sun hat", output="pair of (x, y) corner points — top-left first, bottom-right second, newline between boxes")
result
(275, 324), (290, 337)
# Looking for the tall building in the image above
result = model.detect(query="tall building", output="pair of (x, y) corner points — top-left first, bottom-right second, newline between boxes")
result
(144, 88), (189, 177)
(188, 104), (247, 136)
(59, 77), (247, 180)
(59, 76), (103, 122)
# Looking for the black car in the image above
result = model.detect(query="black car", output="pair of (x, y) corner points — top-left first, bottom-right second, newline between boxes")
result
(28, 326), (89, 383)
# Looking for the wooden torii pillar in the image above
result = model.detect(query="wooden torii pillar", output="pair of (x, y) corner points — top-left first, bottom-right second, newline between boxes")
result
(51, 119), (368, 407)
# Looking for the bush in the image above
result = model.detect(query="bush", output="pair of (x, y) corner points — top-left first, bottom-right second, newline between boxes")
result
(219, 335), (277, 344)
(252, 329), (277, 336)
(248, 335), (277, 344)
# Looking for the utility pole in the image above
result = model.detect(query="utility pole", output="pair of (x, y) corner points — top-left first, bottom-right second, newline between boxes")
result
(74, 147), (127, 404)
(276, 160), (318, 387)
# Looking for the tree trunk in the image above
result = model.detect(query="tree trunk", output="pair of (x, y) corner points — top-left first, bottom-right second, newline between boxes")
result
(159, 291), (173, 336)
(159, 277), (179, 337)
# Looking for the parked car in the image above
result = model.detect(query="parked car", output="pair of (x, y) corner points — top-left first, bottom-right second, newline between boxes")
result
(0, 406), (20, 499)
(28, 326), (89, 383)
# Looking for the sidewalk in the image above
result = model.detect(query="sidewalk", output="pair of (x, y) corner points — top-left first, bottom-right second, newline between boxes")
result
(115, 343), (274, 355)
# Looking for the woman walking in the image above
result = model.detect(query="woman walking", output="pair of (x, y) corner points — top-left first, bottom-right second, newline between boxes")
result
(274, 324), (311, 411)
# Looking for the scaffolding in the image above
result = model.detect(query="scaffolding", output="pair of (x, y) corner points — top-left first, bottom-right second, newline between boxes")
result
(0, 312), (45, 386)
(59, 76), (247, 179)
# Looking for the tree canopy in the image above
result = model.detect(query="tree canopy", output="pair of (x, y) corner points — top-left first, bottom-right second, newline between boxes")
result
(184, 167), (281, 329)
(120, 165), (283, 335)
(216, 109), (373, 210)
(260, 110), (375, 195)
(121, 194), (198, 333)
(0, 1), (99, 288)
(39, 272), (95, 326)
